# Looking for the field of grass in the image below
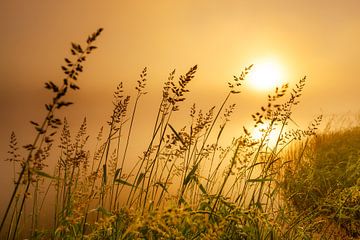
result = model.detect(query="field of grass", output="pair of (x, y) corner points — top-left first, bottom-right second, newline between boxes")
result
(1, 29), (359, 240)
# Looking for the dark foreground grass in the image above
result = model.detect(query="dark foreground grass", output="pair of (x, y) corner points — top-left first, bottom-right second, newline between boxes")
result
(1, 29), (358, 240)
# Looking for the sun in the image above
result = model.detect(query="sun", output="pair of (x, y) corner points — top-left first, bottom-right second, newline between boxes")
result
(251, 121), (282, 147)
(248, 59), (284, 91)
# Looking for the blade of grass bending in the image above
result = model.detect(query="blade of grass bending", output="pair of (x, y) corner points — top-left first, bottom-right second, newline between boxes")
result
(193, 176), (208, 195)
(32, 169), (62, 180)
(113, 168), (121, 182)
(88, 206), (112, 217)
(246, 178), (273, 183)
(183, 162), (200, 186)
(168, 123), (186, 147)
(114, 178), (138, 188)
(136, 172), (145, 187)
(155, 182), (168, 193)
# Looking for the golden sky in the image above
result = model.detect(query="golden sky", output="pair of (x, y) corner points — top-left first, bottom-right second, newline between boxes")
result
(1, 0), (360, 168)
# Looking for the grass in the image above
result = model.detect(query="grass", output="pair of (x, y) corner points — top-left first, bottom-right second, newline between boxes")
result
(282, 126), (360, 238)
(1, 29), (359, 239)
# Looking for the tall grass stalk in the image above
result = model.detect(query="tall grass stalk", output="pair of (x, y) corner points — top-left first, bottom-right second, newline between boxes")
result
(0, 29), (103, 239)
(5, 28), (354, 240)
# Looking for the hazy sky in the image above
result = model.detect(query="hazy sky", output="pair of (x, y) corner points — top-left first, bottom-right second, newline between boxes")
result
(1, 0), (360, 174)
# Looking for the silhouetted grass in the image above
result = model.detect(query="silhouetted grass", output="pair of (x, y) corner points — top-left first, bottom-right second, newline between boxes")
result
(2, 28), (357, 240)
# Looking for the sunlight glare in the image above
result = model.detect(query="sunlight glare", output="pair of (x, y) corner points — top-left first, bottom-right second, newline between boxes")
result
(248, 59), (284, 91)
(251, 122), (282, 148)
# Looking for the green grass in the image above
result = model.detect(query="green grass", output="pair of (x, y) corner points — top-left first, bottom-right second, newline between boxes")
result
(282, 126), (360, 238)
(1, 29), (358, 240)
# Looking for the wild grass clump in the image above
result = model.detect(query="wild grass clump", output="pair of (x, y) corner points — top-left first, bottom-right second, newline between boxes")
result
(282, 126), (360, 238)
(3, 28), (353, 240)
(1, 28), (103, 240)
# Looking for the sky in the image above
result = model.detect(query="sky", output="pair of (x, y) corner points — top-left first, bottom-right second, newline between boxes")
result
(0, 0), (360, 201)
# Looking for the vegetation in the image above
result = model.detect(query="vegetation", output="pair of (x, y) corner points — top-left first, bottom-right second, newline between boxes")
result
(282, 126), (360, 238)
(1, 29), (359, 239)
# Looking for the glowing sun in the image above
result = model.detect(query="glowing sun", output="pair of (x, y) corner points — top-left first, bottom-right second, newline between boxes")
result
(251, 121), (282, 148)
(248, 59), (284, 91)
